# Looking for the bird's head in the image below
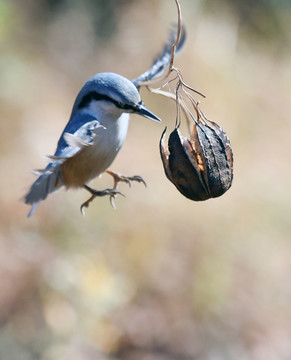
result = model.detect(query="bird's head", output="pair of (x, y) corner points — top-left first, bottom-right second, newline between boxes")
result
(72, 72), (161, 122)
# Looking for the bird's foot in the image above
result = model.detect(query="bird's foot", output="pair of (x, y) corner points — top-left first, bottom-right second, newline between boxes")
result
(81, 185), (124, 215)
(106, 170), (147, 188)
(106, 170), (147, 208)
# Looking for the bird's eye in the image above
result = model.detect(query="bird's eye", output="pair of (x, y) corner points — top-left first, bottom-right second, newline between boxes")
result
(138, 100), (144, 106)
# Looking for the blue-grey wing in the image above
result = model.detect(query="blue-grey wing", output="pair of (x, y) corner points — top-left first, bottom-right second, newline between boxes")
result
(53, 113), (103, 160)
(24, 113), (104, 216)
(132, 23), (186, 88)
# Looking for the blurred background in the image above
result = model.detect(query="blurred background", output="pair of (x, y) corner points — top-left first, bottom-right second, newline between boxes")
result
(1, 0), (291, 359)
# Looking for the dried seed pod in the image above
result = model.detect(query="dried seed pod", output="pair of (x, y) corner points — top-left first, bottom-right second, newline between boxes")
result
(160, 120), (233, 201)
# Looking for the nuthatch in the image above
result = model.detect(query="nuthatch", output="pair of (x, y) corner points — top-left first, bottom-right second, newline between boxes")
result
(24, 25), (186, 216)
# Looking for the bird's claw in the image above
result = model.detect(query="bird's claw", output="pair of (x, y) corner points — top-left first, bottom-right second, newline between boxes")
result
(81, 187), (124, 215)
(108, 189), (125, 210)
(81, 172), (146, 215)
(106, 170), (147, 188)
(105, 171), (147, 209)
(126, 175), (147, 188)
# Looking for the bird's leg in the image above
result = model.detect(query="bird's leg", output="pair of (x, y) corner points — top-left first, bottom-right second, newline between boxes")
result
(106, 170), (147, 208)
(80, 184), (124, 215)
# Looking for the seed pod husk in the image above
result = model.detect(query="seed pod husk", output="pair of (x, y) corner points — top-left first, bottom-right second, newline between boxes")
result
(160, 120), (233, 201)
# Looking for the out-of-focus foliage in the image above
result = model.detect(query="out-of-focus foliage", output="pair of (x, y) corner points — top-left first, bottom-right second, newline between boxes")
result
(1, 0), (291, 359)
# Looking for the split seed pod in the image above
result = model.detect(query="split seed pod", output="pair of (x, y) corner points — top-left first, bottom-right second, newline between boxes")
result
(160, 119), (233, 201)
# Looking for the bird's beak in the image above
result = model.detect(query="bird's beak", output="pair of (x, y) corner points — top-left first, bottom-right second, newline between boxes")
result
(135, 104), (161, 122)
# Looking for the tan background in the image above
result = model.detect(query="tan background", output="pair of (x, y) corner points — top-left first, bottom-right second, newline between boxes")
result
(1, 0), (291, 359)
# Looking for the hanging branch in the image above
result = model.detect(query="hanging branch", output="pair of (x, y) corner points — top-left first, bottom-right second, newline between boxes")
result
(136, 0), (182, 87)
(170, 0), (182, 70)
(143, 0), (208, 132)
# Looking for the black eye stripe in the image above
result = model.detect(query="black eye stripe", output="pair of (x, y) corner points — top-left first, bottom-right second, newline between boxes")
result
(78, 91), (137, 111)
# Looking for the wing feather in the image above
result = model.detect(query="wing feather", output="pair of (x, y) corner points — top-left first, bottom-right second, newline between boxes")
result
(24, 115), (104, 216)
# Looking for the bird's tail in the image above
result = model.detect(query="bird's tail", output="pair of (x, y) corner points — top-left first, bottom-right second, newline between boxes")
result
(132, 23), (186, 88)
(24, 163), (63, 217)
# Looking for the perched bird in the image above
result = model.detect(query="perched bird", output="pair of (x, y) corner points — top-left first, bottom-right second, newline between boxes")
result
(24, 25), (186, 217)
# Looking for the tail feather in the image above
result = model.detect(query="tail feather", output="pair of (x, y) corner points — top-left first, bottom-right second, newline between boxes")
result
(132, 23), (186, 88)
(27, 202), (40, 217)
(24, 164), (63, 217)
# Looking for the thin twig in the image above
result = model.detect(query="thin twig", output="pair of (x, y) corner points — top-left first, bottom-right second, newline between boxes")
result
(169, 0), (182, 69)
(143, 0), (207, 133)
(175, 81), (182, 128)
(171, 66), (206, 98)
(137, 0), (182, 87)
(147, 86), (189, 123)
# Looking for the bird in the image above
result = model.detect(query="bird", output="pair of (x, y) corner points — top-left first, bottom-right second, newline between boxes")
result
(24, 24), (186, 217)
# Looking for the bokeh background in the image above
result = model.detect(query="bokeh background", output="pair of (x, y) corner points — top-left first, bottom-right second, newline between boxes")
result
(1, 0), (291, 359)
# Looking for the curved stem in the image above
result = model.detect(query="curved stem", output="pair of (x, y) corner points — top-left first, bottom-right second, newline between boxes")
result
(139, 0), (182, 87)
(169, 0), (182, 69)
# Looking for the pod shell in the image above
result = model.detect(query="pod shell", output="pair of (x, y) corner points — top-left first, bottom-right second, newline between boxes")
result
(160, 121), (233, 201)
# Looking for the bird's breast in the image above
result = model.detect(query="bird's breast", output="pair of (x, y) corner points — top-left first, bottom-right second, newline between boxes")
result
(62, 113), (129, 188)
